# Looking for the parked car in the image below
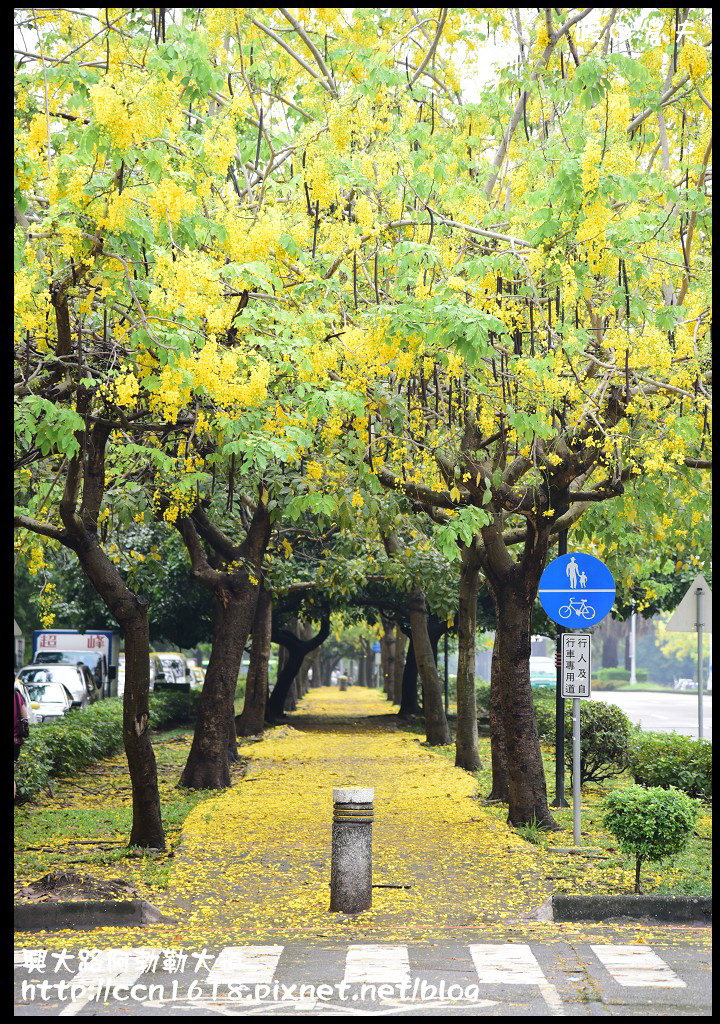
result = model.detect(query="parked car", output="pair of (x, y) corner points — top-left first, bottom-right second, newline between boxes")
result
(24, 680), (75, 723)
(529, 656), (556, 689)
(154, 652), (192, 692)
(14, 681), (39, 726)
(117, 653), (168, 697)
(17, 663), (97, 708)
(189, 664), (205, 689)
(33, 648), (106, 694)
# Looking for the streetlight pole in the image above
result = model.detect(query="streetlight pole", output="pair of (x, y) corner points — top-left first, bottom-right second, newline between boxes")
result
(629, 607), (637, 686)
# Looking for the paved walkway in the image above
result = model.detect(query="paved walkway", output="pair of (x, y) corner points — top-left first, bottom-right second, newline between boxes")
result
(160, 687), (549, 944)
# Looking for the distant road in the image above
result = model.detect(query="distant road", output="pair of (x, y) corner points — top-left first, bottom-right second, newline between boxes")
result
(589, 690), (712, 739)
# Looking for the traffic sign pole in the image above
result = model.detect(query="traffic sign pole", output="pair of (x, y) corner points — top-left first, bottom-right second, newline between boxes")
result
(561, 632), (592, 845)
(572, 697), (581, 844)
(551, 517), (569, 808)
(444, 633), (449, 714)
(697, 587), (704, 740)
(541, 553), (612, 848)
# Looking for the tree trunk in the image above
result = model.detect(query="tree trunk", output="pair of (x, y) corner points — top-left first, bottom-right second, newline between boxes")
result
(180, 579), (258, 788)
(398, 636), (419, 717)
(285, 676), (299, 712)
(176, 500), (270, 789)
(73, 550), (165, 847)
(393, 627), (407, 705)
(49, 429), (165, 849)
(493, 579), (558, 828)
(380, 617), (396, 700)
(455, 545), (481, 771)
(266, 618), (330, 721)
(236, 586), (271, 736)
(121, 609), (166, 848)
(602, 635), (618, 668)
(408, 588), (451, 745)
(487, 632), (510, 801)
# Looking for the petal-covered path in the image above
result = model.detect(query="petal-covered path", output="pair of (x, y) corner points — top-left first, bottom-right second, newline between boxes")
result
(162, 686), (549, 943)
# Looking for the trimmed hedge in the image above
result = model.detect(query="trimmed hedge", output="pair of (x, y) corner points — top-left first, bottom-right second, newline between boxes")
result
(14, 690), (200, 803)
(628, 731), (712, 801)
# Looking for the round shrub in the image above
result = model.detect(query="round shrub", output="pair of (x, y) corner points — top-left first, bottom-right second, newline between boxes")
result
(564, 701), (632, 786)
(629, 731), (712, 801)
(603, 784), (699, 892)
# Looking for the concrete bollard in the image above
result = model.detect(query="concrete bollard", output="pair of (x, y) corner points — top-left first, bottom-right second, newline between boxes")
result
(329, 787), (374, 913)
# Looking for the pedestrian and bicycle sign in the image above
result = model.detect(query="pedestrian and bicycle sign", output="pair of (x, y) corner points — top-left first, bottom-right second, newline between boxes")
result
(539, 551), (614, 846)
(561, 634), (592, 698)
(538, 553), (616, 628)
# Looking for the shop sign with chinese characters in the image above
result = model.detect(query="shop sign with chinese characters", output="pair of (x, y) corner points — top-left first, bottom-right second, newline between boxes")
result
(561, 633), (592, 698)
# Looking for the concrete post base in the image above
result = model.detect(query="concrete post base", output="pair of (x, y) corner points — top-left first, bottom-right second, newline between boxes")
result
(330, 787), (374, 913)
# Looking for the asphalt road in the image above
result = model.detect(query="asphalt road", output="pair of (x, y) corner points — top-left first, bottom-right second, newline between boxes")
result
(14, 940), (712, 1016)
(588, 690), (712, 739)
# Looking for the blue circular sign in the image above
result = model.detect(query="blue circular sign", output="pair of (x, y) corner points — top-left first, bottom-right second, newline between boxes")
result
(538, 552), (616, 628)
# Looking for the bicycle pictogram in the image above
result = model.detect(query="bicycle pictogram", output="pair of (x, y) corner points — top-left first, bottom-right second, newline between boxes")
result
(558, 597), (596, 620)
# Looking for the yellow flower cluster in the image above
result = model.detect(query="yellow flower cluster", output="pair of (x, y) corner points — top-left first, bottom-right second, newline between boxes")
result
(112, 368), (140, 408)
(89, 72), (182, 152)
(148, 180), (197, 228)
(677, 42), (709, 80)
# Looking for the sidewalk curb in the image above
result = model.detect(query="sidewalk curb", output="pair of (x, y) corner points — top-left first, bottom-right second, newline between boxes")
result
(14, 900), (176, 932)
(552, 894), (711, 924)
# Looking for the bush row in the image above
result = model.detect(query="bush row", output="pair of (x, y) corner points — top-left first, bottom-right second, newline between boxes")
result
(477, 683), (711, 800)
(534, 690), (711, 798)
(15, 690), (201, 803)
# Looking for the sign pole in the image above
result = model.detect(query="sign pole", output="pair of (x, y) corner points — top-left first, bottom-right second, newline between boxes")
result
(551, 517), (569, 808)
(696, 586), (704, 740)
(572, 696), (581, 844)
(444, 632), (449, 714)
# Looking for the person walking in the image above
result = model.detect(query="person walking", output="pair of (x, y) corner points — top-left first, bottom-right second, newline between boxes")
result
(14, 684), (30, 798)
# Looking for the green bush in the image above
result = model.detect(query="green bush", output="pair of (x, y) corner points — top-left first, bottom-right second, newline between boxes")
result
(476, 684), (491, 714)
(603, 785), (699, 892)
(565, 701), (632, 786)
(592, 676), (619, 691)
(628, 731), (712, 801)
(532, 691), (557, 740)
(596, 668), (631, 682)
(15, 690), (199, 803)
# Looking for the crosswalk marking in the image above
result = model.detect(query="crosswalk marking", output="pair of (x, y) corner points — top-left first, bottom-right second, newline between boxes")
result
(469, 944), (564, 1015)
(14, 942), (696, 1009)
(204, 945), (284, 987)
(343, 944), (411, 985)
(591, 945), (686, 988)
(58, 948), (162, 1017)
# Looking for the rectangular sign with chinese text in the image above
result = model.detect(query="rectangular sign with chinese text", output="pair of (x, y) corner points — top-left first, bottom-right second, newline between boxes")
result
(561, 633), (592, 697)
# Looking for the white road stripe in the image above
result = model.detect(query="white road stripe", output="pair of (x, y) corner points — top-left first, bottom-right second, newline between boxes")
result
(205, 945), (284, 987)
(591, 945), (686, 988)
(58, 948), (162, 1016)
(469, 943), (565, 1015)
(344, 944), (411, 985)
